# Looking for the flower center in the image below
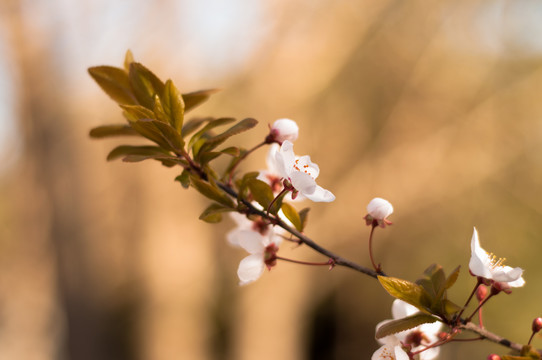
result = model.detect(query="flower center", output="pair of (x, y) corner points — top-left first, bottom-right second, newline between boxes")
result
(405, 330), (428, 347)
(487, 252), (506, 269)
(376, 346), (397, 360)
(292, 159), (316, 179)
(264, 243), (279, 269)
(251, 217), (269, 236)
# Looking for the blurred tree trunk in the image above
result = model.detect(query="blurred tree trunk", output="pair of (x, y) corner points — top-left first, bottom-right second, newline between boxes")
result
(2, 1), (145, 359)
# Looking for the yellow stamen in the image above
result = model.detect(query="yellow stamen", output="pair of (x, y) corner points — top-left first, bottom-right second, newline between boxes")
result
(487, 252), (506, 269)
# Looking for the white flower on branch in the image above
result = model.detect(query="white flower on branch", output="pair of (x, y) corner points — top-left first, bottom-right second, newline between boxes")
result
(469, 227), (525, 287)
(258, 144), (302, 201)
(364, 197), (393, 227)
(273, 140), (335, 202)
(374, 300), (442, 360)
(236, 229), (280, 285)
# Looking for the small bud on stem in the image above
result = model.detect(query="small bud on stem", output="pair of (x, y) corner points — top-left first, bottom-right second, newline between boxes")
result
(528, 317), (542, 345)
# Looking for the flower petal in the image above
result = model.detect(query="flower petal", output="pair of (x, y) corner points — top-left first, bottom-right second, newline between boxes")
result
(391, 299), (419, 319)
(237, 230), (265, 254)
(469, 227), (493, 279)
(418, 346), (440, 360)
(303, 184), (335, 202)
(289, 171), (317, 195)
(492, 266), (524, 284)
(275, 140), (296, 178)
(506, 275), (526, 288)
(237, 254), (265, 285)
(265, 143), (281, 175)
(226, 228), (243, 247)
(367, 198), (393, 220)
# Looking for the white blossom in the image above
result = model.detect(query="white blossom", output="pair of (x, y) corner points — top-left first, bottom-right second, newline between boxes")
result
(236, 229), (280, 285)
(257, 144), (302, 201)
(469, 227), (525, 287)
(274, 140), (335, 202)
(374, 300), (442, 360)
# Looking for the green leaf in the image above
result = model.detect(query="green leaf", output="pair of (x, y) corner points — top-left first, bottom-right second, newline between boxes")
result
(106, 145), (171, 161)
(121, 154), (178, 164)
(375, 313), (440, 339)
(201, 118), (258, 151)
(183, 89), (219, 112)
(237, 171), (260, 200)
(89, 124), (139, 138)
(416, 278), (437, 301)
(128, 62), (165, 109)
(162, 80), (185, 132)
(129, 119), (172, 150)
(120, 104), (156, 121)
(521, 345), (542, 359)
(152, 94), (169, 123)
(175, 170), (191, 189)
(188, 117), (236, 150)
(502, 357), (536, 360)
(88, 66), (137, 105)
(190, 177), (234, 207)
(199, 203), (234, 223)
(445, 265), (461, 289)
(378, 276), (431, 313)
(281, 202), (302, 232)
(124, 50), (134, 71)
(181, 117), (213, 138)
(197, 147), (240, 165)
(298, 208), (310, 231)
(247, 178), (274, 210)
(219, 146), (240, 156)
(442, 299), (462, 316)
(151, 119), (184, 150)
(198, 152), (222, 164)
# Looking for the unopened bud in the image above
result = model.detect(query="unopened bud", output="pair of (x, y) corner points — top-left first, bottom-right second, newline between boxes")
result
(532, 317), (542, 333)
(487, 354), (501, 360)
(364, 197), (394, 227)
(476, 285), (488, 302)
(266, 118), (299, 144)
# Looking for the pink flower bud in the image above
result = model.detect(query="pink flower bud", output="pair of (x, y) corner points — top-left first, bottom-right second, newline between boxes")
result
(476, 285), (488, 302)
(267, 118), (299, 144)
(532, 317), (542, 333)
(487, 355), (501, 360)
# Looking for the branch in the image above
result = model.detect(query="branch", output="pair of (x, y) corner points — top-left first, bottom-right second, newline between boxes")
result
(217, 181), (382, 278)
(461, 322), (527, 353)
(217, 180), (537, 356)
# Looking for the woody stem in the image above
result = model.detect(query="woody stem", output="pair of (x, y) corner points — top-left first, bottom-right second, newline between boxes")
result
(276, 256), (334, 267)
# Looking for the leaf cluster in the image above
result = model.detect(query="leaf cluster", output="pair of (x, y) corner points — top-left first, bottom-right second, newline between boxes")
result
(376, 264), (462, 338)
(89, 51), (262, 222)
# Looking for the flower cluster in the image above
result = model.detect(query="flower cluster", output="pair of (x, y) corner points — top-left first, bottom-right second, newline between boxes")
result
(229, 119), (335, 284)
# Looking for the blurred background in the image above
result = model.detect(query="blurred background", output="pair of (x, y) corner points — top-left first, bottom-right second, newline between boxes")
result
(1, 0), (542, 359)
